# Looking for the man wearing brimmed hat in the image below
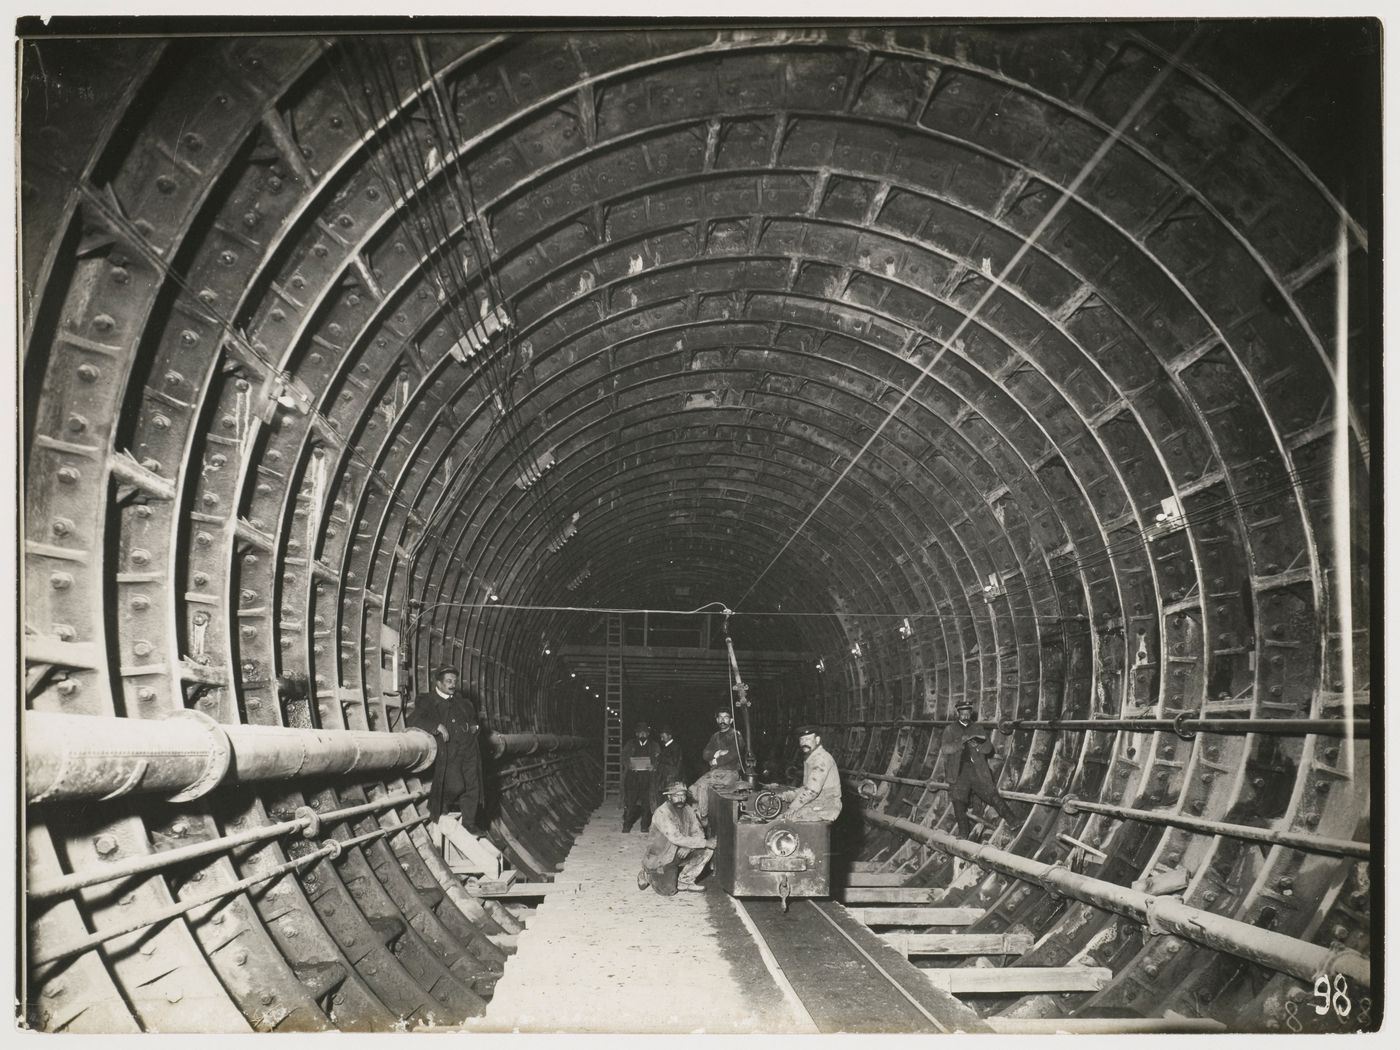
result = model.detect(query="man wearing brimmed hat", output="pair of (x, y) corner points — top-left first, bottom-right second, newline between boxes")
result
(620, 720), (660, 832)
(780, 725), (842, 822)
(939, 700), (1021, 841)
(636, 782), (717, 895)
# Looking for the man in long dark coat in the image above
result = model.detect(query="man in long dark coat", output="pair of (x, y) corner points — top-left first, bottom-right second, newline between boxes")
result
(651, 725), (685, 808)
(620, 721), (661, 832)
(939, 700), (1021, 841)
(406, 667), (484, 831)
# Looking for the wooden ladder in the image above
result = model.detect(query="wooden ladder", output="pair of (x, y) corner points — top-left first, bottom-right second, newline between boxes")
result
(602, 612), (624, 798)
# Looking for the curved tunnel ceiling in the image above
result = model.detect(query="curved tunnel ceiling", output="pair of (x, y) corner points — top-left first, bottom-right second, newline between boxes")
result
(19, 20), (1379, 1031)
(23, 23), (1375, 713)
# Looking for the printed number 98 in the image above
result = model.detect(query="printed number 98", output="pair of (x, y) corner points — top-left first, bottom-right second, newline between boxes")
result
(1313, 974), (1351, 1017)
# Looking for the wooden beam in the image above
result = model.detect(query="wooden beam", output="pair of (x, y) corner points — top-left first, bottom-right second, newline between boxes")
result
(845, 872), (909, 887)
(841, 887), (943, 904)
(467, 882), (576, 898)
(987, 1016), (1227, 1034)
(922, 965), (1111, 994)
(883, 932), (1034, 956)
(846, 907), (984, 926)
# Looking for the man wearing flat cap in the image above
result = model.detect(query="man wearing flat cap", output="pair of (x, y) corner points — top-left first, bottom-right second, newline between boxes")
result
(780, 725), (842, 822)
(940, 700), (1021, 841)
(620, 720), (661, 832)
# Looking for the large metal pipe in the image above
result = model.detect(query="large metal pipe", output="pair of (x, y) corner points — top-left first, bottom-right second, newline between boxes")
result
(26, 710), (437, 804)
(864, 810), (1370, 988)
(486, 731), (592, 757)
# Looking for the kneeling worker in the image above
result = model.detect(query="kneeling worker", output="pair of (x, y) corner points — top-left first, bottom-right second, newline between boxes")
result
(780, 725), (842, 822)
(637, 782), (717, 895)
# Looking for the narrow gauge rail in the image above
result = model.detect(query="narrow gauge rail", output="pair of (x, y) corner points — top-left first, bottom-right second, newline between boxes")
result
(734, 897), (989, 1033)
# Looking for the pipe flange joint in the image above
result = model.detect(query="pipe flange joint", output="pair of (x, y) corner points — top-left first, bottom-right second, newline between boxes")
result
(1173, 712), (1197, 741)
(163, 709), (232, 802)
(1060, 794), (1080, 816)
(320, 838), (343, 860)
(404, 727), (438, 772)
(998, 719), (1017, 736)
(295, 805), (321, 838)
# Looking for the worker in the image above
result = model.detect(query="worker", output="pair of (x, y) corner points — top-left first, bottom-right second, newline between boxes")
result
(690, 707), (746, 825)
(652, 725), (685, 807)
(780, 725), (841, 822)
(636, 782), (717, 895)
(405, 667), (485, 832)
(940, 700), (1021, 841)
(620, 721), (661, 832)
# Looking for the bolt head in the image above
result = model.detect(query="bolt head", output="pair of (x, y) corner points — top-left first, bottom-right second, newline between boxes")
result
(94, 834), (118, 857)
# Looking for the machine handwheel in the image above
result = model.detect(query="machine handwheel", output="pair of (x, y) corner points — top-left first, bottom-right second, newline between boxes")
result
(751, 790), (785, 820)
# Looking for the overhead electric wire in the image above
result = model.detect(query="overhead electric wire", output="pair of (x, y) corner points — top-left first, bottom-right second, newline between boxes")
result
(327, 38), (563, 541)
(733, 30), (1205, 613)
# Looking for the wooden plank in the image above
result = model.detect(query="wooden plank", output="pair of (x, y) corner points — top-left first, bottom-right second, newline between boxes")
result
(839, 880), (935, 904)
(987, 1015), (1227, 1034)
(922, 966), (1112, 994)
(747, 900), (993, 1033)
(468, 882), (576, 898)
(847, 907), (985, 926)
(845, 872), (909, 887)
(841, 887), (942, 904)
(884, 932), (1034, 956)
(849, 861), (885, 872)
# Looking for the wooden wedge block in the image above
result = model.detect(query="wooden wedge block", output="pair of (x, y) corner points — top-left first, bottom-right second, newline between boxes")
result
(922, 965), (1111, 994)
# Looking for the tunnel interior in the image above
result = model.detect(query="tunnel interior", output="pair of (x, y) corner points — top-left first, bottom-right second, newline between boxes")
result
(19, 20), (1379, 1034)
